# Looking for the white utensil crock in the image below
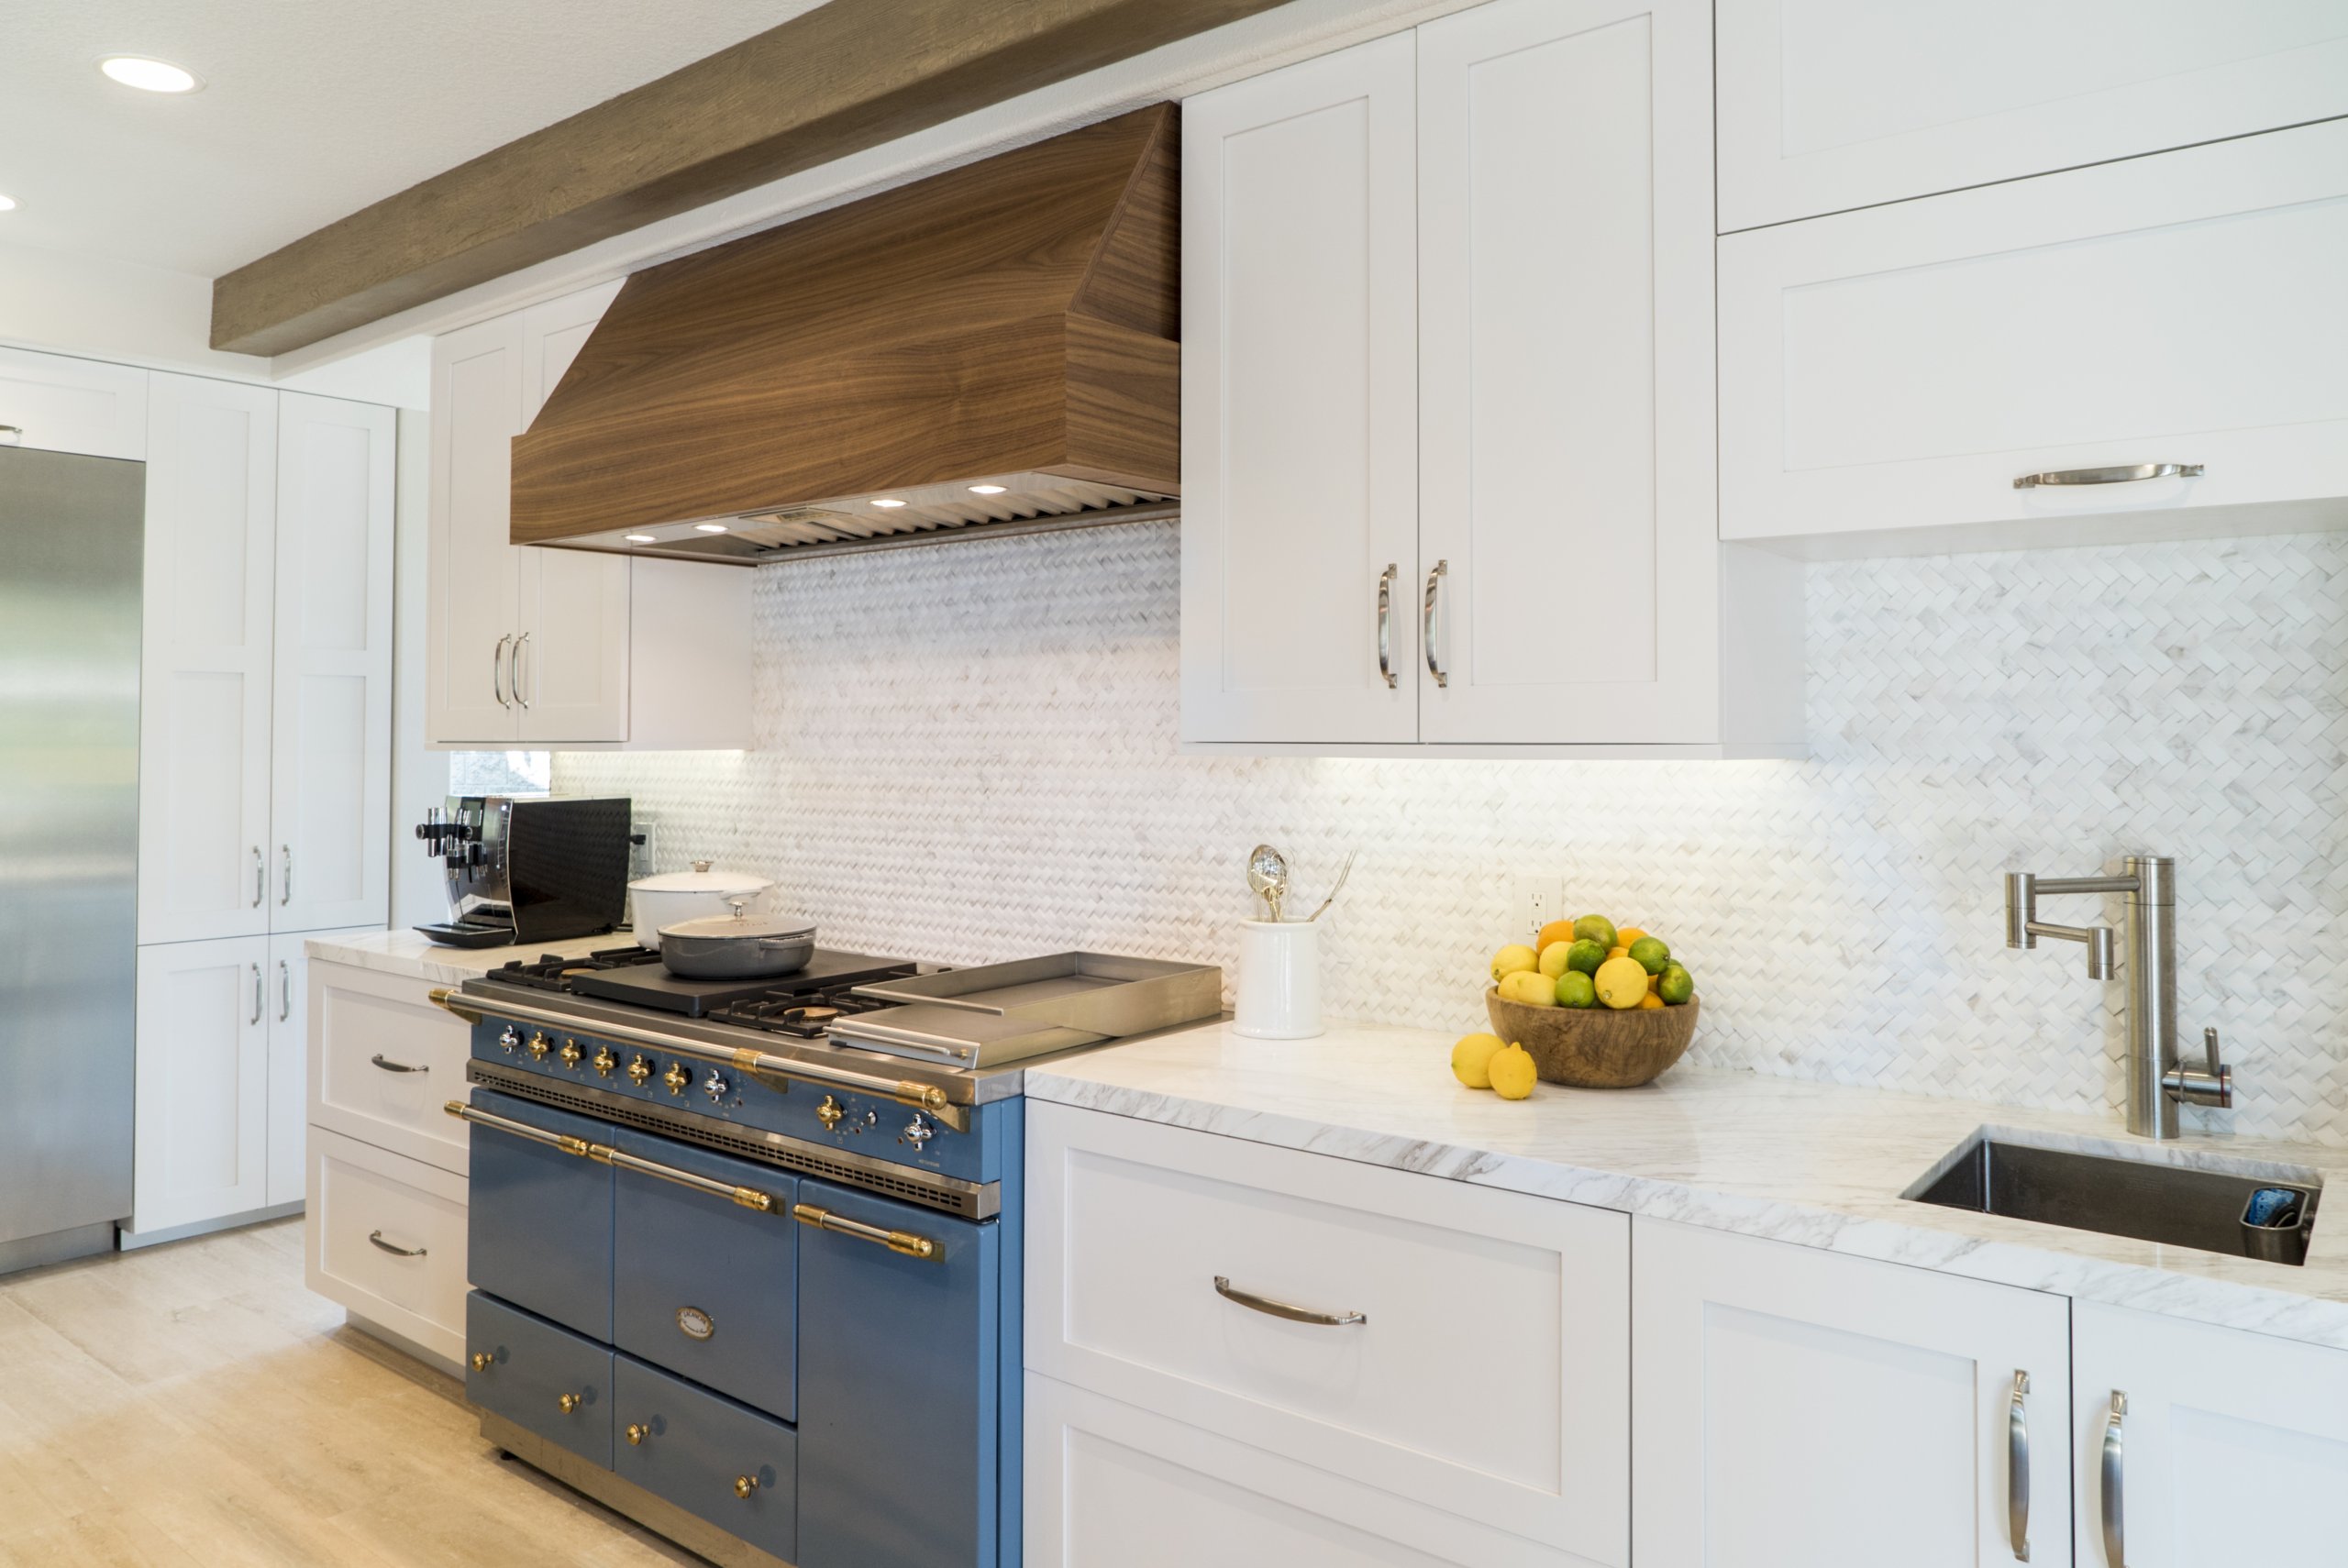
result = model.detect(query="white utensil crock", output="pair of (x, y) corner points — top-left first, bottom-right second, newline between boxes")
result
(1234, 919), (1323, 1039)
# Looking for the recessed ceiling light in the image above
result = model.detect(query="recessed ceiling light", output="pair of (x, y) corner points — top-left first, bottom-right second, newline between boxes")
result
(100, 56), (203, 94)
(968, 483), (1007, 495)
(0, 194), (17, 214)
(694, 523), (728, 534)
(871, 497), (906, 509)
(624, 534), (657, 544)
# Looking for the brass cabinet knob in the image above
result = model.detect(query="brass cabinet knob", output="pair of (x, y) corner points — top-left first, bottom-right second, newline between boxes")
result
(626, 1055), (653, 1086)
(816, 1095), (845, 1131)
(734, 1474), (759, 1499)
(592, 1046), (617, 1077)
(558, 1393), (582, 1415)
(625, 1423), (649, 1447)
(662, 1062), (690, 1096)
(557, 1037), (583, 1067)
(526, 1032), (551, 1060)
(469, 1352), (493, 1372)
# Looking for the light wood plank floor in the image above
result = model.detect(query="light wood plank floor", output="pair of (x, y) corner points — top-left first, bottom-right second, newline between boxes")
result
(0, 1220), (696, 1566)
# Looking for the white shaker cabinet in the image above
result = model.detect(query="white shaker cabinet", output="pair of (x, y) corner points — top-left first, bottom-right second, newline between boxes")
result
(2074, 1302), (2348, 1567)
(0, 345), (147, 459)
(1717, 0), (2348, 231)
(426, 311), (526, 742)
(130, 935), (271, 1237)
(1719, 118), (2348, 551)
(1633, 1218), (2072, 1567)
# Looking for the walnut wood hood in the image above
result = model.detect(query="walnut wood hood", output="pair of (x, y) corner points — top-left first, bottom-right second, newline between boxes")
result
(511, 105), (1178, 563)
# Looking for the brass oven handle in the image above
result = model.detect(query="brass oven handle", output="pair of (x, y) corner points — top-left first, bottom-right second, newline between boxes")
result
(1376, 563), (1397, 689)
(2014, 462), (2200, 490)
(442, 1102), (777, 1211)
(371, 1054), (428, 1074)
(366, 1230), (426, 1258)
(2101, 1392), (2127, 1567)
(792, 1202), (938, 1261)
(428, 988), (971, 1132)
(2008, 1371), (2031, 1561)
(492, 634), (513, 709)
(1213, 1275), (1367, 1326)
(1423, 559), (1448, 688)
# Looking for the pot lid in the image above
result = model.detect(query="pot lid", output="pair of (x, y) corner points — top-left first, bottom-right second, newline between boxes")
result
(630, 859), (772, 894)
(660, 907), (816, 942)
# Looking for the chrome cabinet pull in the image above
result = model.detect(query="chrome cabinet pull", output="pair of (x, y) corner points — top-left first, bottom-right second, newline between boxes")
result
(366, 1229), (426, 1258)
(280, 845), (293, 906)
(371, 1054), (427, 1074)
(249, 964), (263, 1025)
(251, 845), (265, 908)
(0, 425), (21, 445)
(278, 960), (292, 1022)
(513, 631), (532, 711)
(792, 1202), (939, 1261)
(2101, 1392), (2127, 1567)
(1375, 563), (1398, 689)
(493, 634), (513, 708)
(2008, 1371), (2031, 1561)
(1422, 559), (1448, 688)
(1213, 1275), (1367, 1327)
(2014, 462), (2201, 491)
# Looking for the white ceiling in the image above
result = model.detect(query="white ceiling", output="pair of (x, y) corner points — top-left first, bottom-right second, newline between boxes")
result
(0, 2), (826, 277)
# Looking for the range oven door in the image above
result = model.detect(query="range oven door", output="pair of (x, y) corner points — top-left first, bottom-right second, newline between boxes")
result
(463, 1088), (615, 1340)
(794, 1178), (1001, 1568)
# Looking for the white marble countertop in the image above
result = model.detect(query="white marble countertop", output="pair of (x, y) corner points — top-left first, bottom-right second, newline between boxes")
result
(1026, 1020), (2348, 1352)
(305, 928), (630, 985)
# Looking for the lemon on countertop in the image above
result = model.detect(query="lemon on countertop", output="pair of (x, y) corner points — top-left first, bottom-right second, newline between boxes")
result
(1488, 1043), (1537, 1100)
(1451, 1032), (1506, 1089)
(1593, 955), (1649, 1010)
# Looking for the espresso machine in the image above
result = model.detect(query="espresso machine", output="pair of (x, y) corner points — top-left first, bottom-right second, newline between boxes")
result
(414, 795), (634, 947)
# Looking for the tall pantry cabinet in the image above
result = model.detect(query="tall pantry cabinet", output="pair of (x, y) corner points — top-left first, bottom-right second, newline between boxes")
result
(128, 371), (395, 1242)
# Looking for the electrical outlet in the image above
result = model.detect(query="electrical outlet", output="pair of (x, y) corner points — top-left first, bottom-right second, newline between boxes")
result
(1513, 878), (1564, 943)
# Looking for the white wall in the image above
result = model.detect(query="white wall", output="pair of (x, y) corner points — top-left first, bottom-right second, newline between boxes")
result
(389, 407), (449, 929)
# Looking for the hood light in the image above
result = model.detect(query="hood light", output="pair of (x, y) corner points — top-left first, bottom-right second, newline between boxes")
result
(101, 56), (204, 93)
(969, 483), (1007, 495)
(694, 523), (729, 534)
(870, 497), (907, 508)
(624, 534), (657, 544)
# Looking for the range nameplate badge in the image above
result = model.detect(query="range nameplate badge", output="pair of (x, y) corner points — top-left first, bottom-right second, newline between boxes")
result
(676, 1306), (715, 1342)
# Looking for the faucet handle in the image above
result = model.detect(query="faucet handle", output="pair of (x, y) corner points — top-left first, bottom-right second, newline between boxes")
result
(2165, 1026), (2234, 1108)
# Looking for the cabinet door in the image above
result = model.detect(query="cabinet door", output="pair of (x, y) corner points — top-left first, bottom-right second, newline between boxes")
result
(138, 373), (276, 944)
(267, 927), (377, 1209)
(1718, 0), (2348, 231)
(132, 935), (271, 1235)
(1719, 118), (2348, 547)
(2075, 1302), (2348, 1567)
(1180, 34), (1419, 745)
(271, 393), (394, 933)
(1633, 1219), (2071, 1567)
(426, 315), (523, 745)
(1417, 0), (1719, 744)
(0, 346), (146, 458)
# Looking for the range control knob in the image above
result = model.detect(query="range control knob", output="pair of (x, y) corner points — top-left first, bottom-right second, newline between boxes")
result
(661, 1061), (691, 1097)
(702, 1071), (730, 1103)
(815, 1095), (845, 1131)
(558, 1038), (583, 1068)
(626, 1055), (653, 1086)
(526, 1032), (551, 1060)
(592, 1046), (616, 1077)
(901, 1113), (935, 1151)
(496, 1025), (520, 1055)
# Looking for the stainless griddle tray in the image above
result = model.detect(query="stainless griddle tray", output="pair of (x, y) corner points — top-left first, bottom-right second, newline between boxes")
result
(851, 952), (1223, 1040)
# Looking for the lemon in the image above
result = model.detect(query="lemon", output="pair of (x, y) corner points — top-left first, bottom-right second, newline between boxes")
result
(1490, 944), (1538, 982)
(1554, 971), (1597, 1009)
(1628, 935), (1670, 975)
(1658, 963), (1694, 1006)
(1636, 992), (1666, 1010)
(1535, 919), (1579, 953)
(1488, 1043), (1537, 1100)
(1563, 938), (1607, 976)
(1538, 942), (1577, 980)
(1450, 1032), (1506, 1089)
(1572, 914), (1617, 951)
(1497, 969), (1557, 1007)
(1594, 955), (1648, 1010)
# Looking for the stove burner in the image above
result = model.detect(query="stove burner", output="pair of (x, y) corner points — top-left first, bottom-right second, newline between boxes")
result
(492, 945), (663, 992)
(708, 987), (895, 1038)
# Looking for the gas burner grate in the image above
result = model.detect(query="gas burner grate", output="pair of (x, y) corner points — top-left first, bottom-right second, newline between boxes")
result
(708, 984), (899, 1038)
(490, 945), (664, 992)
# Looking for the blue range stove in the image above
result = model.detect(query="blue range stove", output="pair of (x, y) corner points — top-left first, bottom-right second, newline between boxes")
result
(434, 946), (1029, 1568)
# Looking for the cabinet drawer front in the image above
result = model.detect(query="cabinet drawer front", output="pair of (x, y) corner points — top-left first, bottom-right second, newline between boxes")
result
(305, 1127), (469, 1362)
(613, 1355), (796, 1563)
(463, 1089), (614, 1340)
(311, 961), (475, 1171)
(1721, 119), (2348, 546)
(1718, 0), (2348, 229)
(465, 1291), (614, 1469)
(1027, 1104), (1628, 1563)
(613, 1130), (797, 1420)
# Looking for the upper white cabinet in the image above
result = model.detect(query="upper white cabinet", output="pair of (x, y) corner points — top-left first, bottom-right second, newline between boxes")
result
(1181, 0), (1800, 755)
(1634, 1218), (2072, 1568)
(0, 346), (147, 459)
(1720, 118), (2348, 549)
(2074, 1301), (2348, 1568)
(426, 281), (748, 749)
(1717, 0), (2348, 231)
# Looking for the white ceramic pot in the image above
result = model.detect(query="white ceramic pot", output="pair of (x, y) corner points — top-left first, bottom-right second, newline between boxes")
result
(626, 860), (774, 948)
(1233, 919), (1323, 1039)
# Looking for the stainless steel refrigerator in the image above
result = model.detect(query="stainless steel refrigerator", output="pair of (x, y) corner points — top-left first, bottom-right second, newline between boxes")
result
(0, 445), (140, 1272)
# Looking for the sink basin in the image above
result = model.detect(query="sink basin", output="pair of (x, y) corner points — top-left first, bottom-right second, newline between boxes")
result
(1905, 1133), (2321, 1266)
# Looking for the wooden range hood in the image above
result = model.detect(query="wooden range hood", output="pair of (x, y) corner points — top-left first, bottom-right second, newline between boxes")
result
(511, 105), (1178, 564)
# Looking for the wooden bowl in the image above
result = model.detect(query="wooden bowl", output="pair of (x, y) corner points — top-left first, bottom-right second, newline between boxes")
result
(1483, 988), (1699, 1089)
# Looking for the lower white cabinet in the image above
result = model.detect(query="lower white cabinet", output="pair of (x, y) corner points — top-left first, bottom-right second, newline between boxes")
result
(305, 1125), (469, 1367)
(1632, 1217), (2072, 1568)
(1026, 1102), (1629, 1567)
(2074, 1301), (2348, 1567)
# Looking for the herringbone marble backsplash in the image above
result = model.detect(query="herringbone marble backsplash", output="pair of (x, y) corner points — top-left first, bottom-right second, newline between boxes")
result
(555, 521), (2348, 1146)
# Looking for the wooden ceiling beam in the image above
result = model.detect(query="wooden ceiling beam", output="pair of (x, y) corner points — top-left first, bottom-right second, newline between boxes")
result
(209, 0), (1290, 357)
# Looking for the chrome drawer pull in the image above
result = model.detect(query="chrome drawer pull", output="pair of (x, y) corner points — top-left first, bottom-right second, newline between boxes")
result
(493, 634), (513, 708)
(792, 1202), (938, 1261)
(367, 1230), (426, 1258)
(2008, 1371), (2031, 1561)
(1213, 1275), (1367, 1327)
(513, 631), (532, 711)
(371, 1054), (428, 1074)
(2014, 462), (2201, 490)
(250, 964), (264, 1026)
(2101, 1392), (2127, 1567)
(1375, 563), (1397, 689)
(251, 845), (265, 907)
(1422, 559), (1448, 688)
(281, 845), (293, 906)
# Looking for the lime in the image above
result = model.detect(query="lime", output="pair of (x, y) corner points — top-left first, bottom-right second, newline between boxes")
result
(1563, 938), (1607, 976)
(1571, 914), (1617, 951)
(1554, 971), (1597, 1009)
(1628, 935), (1670, 975)
(1657, 963), (1694, 1006)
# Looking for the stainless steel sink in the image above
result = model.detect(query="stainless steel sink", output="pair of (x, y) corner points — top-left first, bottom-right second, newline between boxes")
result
(1905, 1133), (2321, 1266)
